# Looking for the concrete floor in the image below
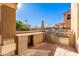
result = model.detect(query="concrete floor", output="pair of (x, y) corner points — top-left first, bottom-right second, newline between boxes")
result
(23, 42), (79, 56)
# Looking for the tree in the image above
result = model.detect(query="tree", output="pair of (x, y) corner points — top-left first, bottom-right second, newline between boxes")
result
(16, 20), (30, 31)
(16, 20), (22, 30)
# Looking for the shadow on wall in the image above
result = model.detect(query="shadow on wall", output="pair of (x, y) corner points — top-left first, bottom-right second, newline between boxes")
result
(69, 31), (75, 48)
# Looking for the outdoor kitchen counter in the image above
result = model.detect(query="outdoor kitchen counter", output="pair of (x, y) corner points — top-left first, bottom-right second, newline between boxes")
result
(16, 32), (44, 36)
(15, 32), (45, 55)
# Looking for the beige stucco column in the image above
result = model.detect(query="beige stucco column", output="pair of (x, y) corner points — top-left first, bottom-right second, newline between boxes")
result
(0, 3), (17, 55)
(71, 3), (79, 53)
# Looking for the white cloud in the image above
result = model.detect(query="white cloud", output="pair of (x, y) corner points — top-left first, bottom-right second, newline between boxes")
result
(17, 3), (22, 10)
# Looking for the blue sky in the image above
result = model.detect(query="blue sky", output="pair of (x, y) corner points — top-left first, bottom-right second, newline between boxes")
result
(16, 3), (71, 27)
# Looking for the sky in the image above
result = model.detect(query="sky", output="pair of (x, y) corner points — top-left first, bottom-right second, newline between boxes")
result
(16, 3), (71, 27)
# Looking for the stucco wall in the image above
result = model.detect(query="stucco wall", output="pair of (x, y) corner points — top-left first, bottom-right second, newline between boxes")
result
(0, 3), (17, 55)
(46, 32), (69, 46)
(0, 3), (17, 9)
(0, 4), (1, 45)
(64, 10), (71, 28)
(71, 3), (79, 53)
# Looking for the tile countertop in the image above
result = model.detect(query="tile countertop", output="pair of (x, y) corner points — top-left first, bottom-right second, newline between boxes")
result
(16, 32), (44, 36)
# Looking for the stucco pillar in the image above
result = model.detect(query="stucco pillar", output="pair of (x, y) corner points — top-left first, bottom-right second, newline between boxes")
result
(71, 3), (79, 53)
(0, 3), (17, 55)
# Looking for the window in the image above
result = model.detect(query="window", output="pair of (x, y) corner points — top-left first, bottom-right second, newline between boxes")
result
(67, 14), (71, 20)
